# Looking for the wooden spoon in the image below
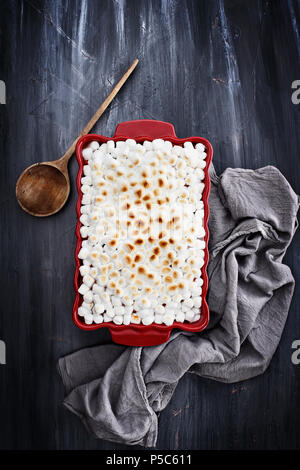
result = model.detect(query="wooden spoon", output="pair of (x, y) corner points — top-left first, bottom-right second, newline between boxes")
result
(16, 59), (139, 217)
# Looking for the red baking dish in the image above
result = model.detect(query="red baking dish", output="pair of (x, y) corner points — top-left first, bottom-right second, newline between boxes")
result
(73, 120), (213, 346)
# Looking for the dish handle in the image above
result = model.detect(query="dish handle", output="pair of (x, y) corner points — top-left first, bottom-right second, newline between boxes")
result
(110, 326), (171, 347)
(114, 119), (177, 139)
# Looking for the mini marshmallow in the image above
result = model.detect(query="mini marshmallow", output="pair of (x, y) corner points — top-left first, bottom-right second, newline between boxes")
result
(131, 313), (141, 324)
(81, 176), (92, 185)
(111, 296), (122, 306)
(175, 311), (185, 323)
(93, 294), (101, 304)
(142, 315), (154, 325)
(195, 143), (206, 152)
(154, 314), (163, 324)
(78, 306), (89, 317)
(125, 139), (136, 148)
(92, 283), (103, 295)
(83, 274), (95, 288)
(94, 303), (105, 314)
(183, 298), (194, 309)
(193, 296), (202, 308)
(82, 301), (92, 311)
(115, 306), (125, 316)
(89, 141), (100, 150)
(90, 267), (98, 278)
(107, 140), (115, 151)
(124, 305), (134, 315)
(83, 291), (94, 303)
(79, 214), (89, 226)
(82, 147), (93, 160)
(105, 308), (115, 319)
(192, 314), (201, 322)
(140, 297), (151, 308)
(113, 315), (123, 325)
(163, 313), (175, 326)
(184, 141), (194, 150)
(81, 184), (91, 195)
(80, 226), (89, 238)
(82, 194), (92, 205)
(143, 141), (152, 150)
(152, 139), (164, 150)
(103, 313), (113, 322)
(123, 314), (131, 325)
(78, 283), (89, 295)
(79, 265), (90, 277)
(83, 165), (92, 176)
(100, 291), (110, 304)
(84, 313), (94, 324)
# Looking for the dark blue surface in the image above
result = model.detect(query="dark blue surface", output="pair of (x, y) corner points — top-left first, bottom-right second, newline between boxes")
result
(0, 0), (299, 450)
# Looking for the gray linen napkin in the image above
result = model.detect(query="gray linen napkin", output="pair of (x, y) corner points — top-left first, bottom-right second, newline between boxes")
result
(58, 165), (299, 447)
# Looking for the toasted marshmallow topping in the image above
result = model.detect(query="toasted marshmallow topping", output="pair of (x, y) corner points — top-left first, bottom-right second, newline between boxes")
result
(78, 139), (206, 325)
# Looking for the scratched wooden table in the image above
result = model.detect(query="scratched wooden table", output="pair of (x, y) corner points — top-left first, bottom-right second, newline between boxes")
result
(0, 0), (299, 450)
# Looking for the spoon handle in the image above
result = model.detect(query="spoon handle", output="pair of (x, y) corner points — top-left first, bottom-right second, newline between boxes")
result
(59, 58), (139, 164)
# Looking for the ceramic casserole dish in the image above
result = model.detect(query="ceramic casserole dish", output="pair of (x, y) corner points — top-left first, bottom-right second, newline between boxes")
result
(73, 119), (213, 346)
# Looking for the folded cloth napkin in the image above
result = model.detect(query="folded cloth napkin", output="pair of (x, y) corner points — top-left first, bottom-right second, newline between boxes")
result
(58, 165), (299, 447)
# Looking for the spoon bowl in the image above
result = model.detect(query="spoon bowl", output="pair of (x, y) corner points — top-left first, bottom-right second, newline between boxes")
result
(16, 162), (70, 217)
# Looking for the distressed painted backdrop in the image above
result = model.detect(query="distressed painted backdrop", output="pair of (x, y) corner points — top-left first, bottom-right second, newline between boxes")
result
(0, 0), (300, 450)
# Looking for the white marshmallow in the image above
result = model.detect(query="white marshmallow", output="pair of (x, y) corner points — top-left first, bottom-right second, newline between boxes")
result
(175, 311), (185, 323)
(183, 298), (194, 308)
(82, 194), (92, 205)
(82, 147), (93, 160)
(163, 313), (175, 326)
(89, 141), (100, 150)
(113, 315), (123, 325)
(115, 306), (125, 316)
(79, 265), (90, 277)
(80, 226), (89, 238)
(81, 184), (91, 195)
(124, 305), (134, 315)
(92, 294), (101, 304)
(83, 291), (94, 303)
(103, 313), (113, 322)
(193, 296), (202, 308)
(142, 316), (154, 325)
(123, 314), (131, 325)
(156, 305), (165, 315)
(131, 314), (141, 324)
(92, 283), (103, 295)
(195, 143), (206, 152)
(79, 214), (89, 226)
(83, 275), (94, 288)
(81, 176), (92, 185)
(105, 308), (115, 319)
(78, 283), (89, 295)
(78, 306), (89, 317)
(184, 309), (195, 321)
(94, 303), (105, 314)
(84, 313), (94, 324)
(82, 301), (92, 310)
(83, 165), (92, 176)
(111, 296), (122, 306)
(90, 267), (98, 278)
(154, 314), (163, 324)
